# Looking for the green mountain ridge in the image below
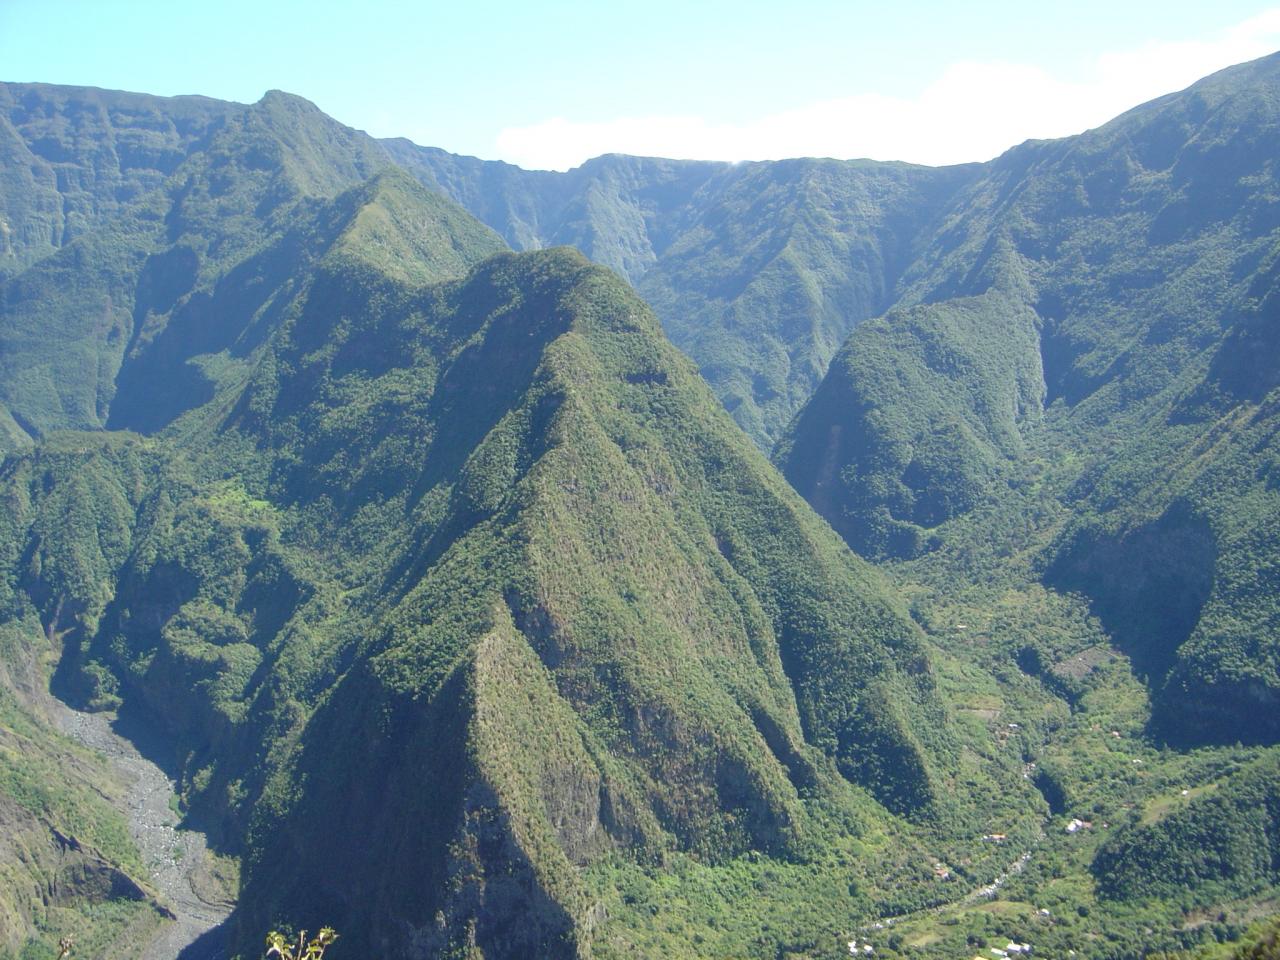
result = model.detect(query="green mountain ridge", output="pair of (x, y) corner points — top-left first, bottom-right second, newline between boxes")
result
(780, 50), (1280, 747)
(389, 143), (978, 446)
(210, 243), (946, 957)
(0, 82), (977, 451)
(2, 54), (1280, 960)
(0, 134), (960, 957)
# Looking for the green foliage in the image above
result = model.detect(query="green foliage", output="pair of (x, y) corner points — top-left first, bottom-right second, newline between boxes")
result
(4, 57), (1280, 959)
(265, 926), (338, 959)
(1093, 751), (1280, 903)
(636, 159), (976, 446)
(0, 688), (140, 873)
(0, 682), (159, 959)
(217, 246), (943, 957)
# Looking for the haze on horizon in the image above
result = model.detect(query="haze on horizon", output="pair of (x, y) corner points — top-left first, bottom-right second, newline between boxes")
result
(2, 0), (1279, 170)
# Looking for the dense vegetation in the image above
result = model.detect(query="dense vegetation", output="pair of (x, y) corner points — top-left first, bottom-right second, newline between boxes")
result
(1, 53), (1279, 960)
(781, 51), (1280, 748)
(392, 145), (978, 447)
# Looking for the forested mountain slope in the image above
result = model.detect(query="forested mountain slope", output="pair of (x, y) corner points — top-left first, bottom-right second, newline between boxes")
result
(3, 57), (1280, 959)
(0, 98), (958, 957)
(779, 51), (1280, 748)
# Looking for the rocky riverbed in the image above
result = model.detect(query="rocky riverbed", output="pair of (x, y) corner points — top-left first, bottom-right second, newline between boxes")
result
(52, 704), (234, 960)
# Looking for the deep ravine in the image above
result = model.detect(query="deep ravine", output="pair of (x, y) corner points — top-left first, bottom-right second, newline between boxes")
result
(51, 703), (234, 960)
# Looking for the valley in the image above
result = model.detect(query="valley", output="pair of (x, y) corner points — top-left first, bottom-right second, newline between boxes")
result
(53, 704), (232, 960)
(0, 48), (1278, 960)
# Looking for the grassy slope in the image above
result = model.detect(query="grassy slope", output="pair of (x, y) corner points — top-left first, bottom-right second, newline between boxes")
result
(0, 685), (165, 960)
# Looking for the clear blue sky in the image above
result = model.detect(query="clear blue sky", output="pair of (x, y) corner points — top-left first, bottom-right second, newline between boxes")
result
(3, 0), (1279, 168)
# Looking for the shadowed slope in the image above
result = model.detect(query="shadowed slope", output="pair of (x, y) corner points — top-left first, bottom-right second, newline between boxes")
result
(0, 89), (396, 450)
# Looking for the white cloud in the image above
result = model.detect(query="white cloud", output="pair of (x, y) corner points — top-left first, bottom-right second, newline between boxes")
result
(493, 10), (1280, 171)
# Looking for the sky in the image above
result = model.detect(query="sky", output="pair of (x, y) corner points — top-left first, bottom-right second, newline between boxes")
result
(2, 1), (1280, 170)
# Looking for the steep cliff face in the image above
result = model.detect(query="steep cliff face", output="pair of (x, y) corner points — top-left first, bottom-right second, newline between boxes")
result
(0, 83), (238, 279)
(0, 795), (153, 956)
(1, 83), (979, 454)
(381, 145), (724, 285)
(634, 158), (977, 447)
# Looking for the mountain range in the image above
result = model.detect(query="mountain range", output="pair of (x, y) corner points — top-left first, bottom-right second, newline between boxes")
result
(0, 52), (1277, 960)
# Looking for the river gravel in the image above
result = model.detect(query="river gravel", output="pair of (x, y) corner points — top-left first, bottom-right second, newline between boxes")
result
(52, 704), (232, 960)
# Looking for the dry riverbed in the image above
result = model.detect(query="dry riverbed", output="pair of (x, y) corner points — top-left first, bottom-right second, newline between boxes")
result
(52, 704), (234, 960)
